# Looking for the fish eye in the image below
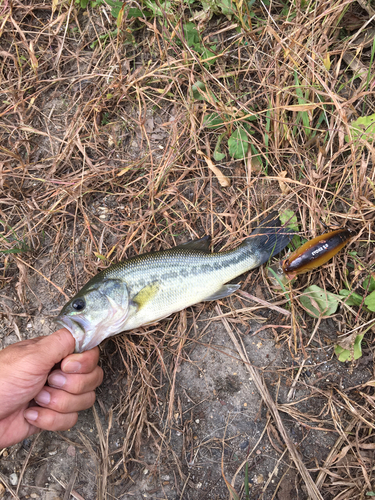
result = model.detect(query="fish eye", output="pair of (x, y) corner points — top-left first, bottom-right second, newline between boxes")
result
(72, 298), (85, 311)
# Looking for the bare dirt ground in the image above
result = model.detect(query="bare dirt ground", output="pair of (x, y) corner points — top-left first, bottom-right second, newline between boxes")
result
(1, 1), (375, 499)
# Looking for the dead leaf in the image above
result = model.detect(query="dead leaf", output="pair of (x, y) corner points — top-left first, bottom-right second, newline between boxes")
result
(117, 166), (131, 177)
(144, 117), (154, 133)
(336, 332), (359, 351)
(282, 103), (321, 112)
(278, 171), (291, 195)
(29, 41), (38, 71)
(332, 444), (351, 464)
(197, 150), (231, 187)
(15, 260), (28, 305)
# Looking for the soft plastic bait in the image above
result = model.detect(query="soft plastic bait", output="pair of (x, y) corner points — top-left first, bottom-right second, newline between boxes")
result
(282, 228), (352, 278)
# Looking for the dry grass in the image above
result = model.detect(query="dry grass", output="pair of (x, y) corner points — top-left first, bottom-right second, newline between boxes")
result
(1, 0), (375, 498)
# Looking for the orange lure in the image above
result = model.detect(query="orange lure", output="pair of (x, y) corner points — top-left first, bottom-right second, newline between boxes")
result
(282, 228), (353, 278)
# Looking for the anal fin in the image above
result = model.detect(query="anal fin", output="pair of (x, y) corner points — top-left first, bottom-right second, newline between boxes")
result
(203, 284), (240, 301)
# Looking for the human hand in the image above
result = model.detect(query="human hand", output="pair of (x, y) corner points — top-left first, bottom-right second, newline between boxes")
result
(0, 328), (103, 448)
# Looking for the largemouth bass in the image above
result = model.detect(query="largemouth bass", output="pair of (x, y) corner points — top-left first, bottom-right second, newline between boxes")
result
(57, 212), (292, 352)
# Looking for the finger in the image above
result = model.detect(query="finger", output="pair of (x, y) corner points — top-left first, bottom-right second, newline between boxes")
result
(34, 387), (96, 413)
(24, 407), (78, 432)
(61, 346), (100, 374)
(48, 366), (103, 394)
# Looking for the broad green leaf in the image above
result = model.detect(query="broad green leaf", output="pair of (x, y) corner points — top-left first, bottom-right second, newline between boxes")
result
(204, 113), (226, 129)
(335, 333), (364, 362)
(228, 129), (248, 159)
(201, 0), (235, 17)
(345, 113), (375, 143)
(191, 82), (217, 102)
(339, 289), (363, 307)
(213, 150), (225, 161)
(334, 344), (350, 362)
(242, 121), (255, 135)
(244, 114), (257, 122)
(353, 333), (363, 359)
(364, 291), (375, 312)
(144, 0), (171, 16)
(200, 46), (217, 65)
(183, 22), (200, 49)
(299, 285), (339, 318)
(250, 144), (263, 171)
(366, 491), (375, 496)
(279, 209), (298, 231)
(363, 275), (375, 293)
(127, 7), (144, 17)
(279, 209), (299, 248)
(103, 0), (124, 18)
(213, 132), (226, 161)
(192, 81), (207, 101)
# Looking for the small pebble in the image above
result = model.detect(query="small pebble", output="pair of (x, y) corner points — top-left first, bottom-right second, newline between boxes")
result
(66, 445), (76, 457)
(9, 473), (18, 486)
(240, 440), (249, 450)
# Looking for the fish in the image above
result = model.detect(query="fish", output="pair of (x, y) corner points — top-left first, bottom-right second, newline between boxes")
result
(282, 228), (353, 278)
(56, 212), (293, 352)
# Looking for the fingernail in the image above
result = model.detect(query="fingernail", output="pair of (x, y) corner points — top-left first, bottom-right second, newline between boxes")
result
(63, 361), (81, 373)
(48, 373), (66, 388)
(25, 409), (38, 421)
(35, 390), (51, 405)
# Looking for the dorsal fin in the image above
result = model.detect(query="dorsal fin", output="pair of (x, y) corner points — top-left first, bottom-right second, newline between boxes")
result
(175, 235), (211, 253)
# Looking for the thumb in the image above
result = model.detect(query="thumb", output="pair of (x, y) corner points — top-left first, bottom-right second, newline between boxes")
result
(34, 328), (76, 370)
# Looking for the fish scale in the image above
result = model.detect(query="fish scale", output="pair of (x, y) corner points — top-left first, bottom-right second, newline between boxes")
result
(103, 247), (260, 331)
(57, 211), (293, 352)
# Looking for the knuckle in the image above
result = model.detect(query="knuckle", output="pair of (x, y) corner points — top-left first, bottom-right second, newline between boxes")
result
(40, 409), (60, 430)
(67, 376), (86, 395)
(42, 410), (78, 431)
(50, 393), (69, 413)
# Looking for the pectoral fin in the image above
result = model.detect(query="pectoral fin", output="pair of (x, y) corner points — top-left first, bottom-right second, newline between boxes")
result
(175, 235), (211, 252)
(203, 284), (241, 301)
(132, 282), (160, 310)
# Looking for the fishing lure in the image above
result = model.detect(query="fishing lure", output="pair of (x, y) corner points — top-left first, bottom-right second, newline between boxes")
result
(282, 228), (353, 278)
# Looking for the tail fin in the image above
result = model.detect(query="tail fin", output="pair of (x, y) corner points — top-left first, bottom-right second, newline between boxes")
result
(243, 211), (294, 265)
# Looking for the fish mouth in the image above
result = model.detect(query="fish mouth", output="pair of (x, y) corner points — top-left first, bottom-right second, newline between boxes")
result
(56, 314), (89, 353)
